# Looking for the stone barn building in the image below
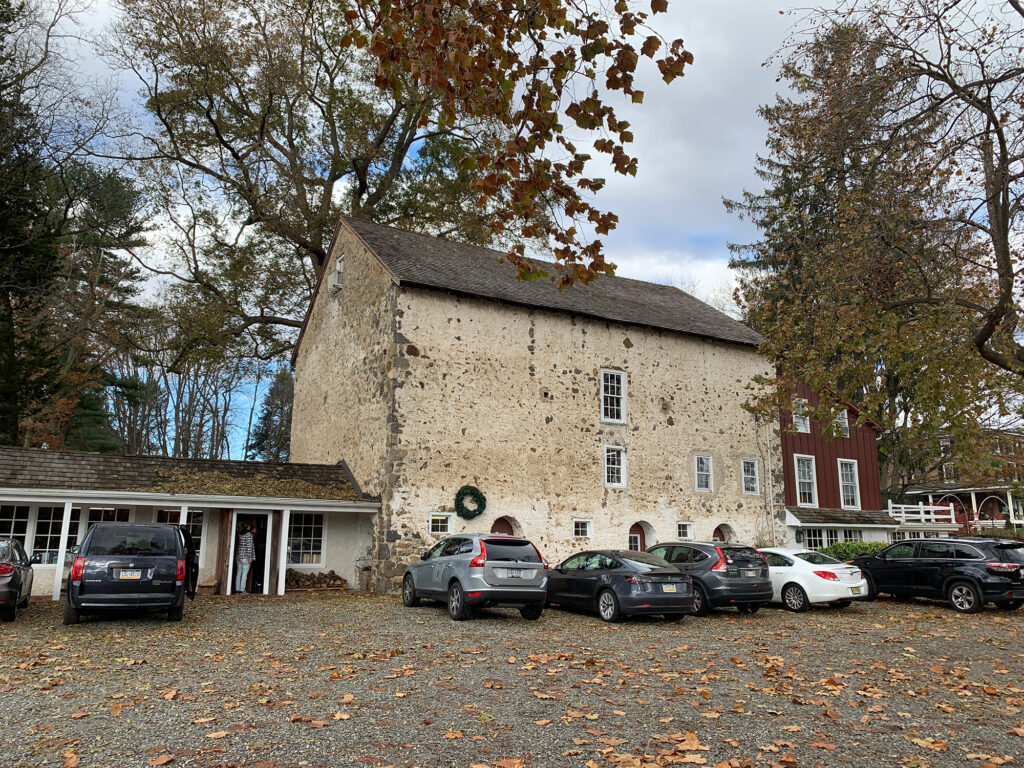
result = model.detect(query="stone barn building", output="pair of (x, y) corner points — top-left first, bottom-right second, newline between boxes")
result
(290, 217), (784, 590)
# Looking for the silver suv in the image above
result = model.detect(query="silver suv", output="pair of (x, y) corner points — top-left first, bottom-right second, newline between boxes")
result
(402, 534), (548, 620)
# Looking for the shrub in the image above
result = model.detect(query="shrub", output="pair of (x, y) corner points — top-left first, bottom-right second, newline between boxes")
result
(818, 541), (887, 561)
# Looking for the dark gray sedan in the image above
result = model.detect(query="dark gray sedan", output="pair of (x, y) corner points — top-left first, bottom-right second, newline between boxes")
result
(0, 538), (34, 621)
(547, 550), (694, 621)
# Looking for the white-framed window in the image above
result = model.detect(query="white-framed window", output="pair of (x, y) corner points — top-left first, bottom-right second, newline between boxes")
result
(695, 454), (713, 492)
(429, 513), (452, 535)
(627, 533), (641, 551)
(794, 454), (817, 507)
(838, 459), (860, 510)
(156, 508), (205, 559)
(287, 513), (324, 565)
(741, 458), (759, 495)
(835, 410), (850, 438)
(32, 506), (81, 565)
(600, 369), (626, 423)
(0, 505), (30, 545)
(793, 399), (810, 433)
(86, 508), (130, 532)
(573, 518), (593, 538)
(803, 528), (840, 549)
(843, 529), (863, 542)
(604, 445), (627, 488)
(676, 521), (694, 540)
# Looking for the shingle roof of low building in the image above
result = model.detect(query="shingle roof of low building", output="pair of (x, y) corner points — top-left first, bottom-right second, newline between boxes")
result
(343, 217), (763, 348)
(0, 447), (369, 501)
(786, 506), (898, 527)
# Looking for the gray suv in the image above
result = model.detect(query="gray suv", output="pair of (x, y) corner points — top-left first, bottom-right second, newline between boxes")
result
(402, 534), (548, 620)
(647, 541), (772, 615)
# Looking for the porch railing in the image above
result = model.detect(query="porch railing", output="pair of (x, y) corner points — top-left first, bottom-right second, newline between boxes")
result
(887, 500), (957, 525)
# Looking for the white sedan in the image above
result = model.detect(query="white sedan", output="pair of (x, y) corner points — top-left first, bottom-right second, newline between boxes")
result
(760, 547), (868, 612)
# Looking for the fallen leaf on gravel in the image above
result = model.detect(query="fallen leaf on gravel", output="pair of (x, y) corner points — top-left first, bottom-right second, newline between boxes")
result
(1009, 727), (1024, 738)
(445, 731), (463, 739)
(63, 752), (79, 768)
(492, 760), (525, 768)
(679, 732), (710, 751)
(70, 712), (87, 719)
(309, 721), (329, 728)
(811, 740), (836, 750)
(333, 712), (351, 720)
(533, 720), (551, 726)
(677, 757), (707, 765)
(192, 717), (216, 724)
(162, 690), (177, 700)
(110, 702), (125, 717)
(205, 732), (228, 739)
(339, 694), (355, 703)
(148, 757), (175, 766)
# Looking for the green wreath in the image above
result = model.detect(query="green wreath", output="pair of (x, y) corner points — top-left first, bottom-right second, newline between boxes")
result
(454, 485), (486, 520)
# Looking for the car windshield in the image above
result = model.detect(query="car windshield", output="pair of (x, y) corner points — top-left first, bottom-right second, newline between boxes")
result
(88, 526), (177, 556)
(795, 551), (842, 565)
(618, 552), (670, 571)
(483, 539), (541, 563)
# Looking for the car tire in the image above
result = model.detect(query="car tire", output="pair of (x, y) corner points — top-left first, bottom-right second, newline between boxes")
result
(167, 604), (184, 622)
(520, 604), (543, 620)
(0, 604), (15, 622)
(862, 575), (877, 601)
(834, 600), (852, 608)
(782, 583), (810, 613)
(402, 575), (420, 607)
(447, 582), (472, 621)
(690, 583), (711, 617)
(62, 600), (79, 625)
(947, 581), (983, 614)
(19, 592), (29, 609)
(996, 599), (1023, 610)
(737, 603), (761, 614)
(597, 589), (622, 622)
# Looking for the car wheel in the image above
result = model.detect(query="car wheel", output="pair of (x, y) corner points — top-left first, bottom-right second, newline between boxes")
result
(782, 583), (810, 613)
(167, 604), (184, 622)
(447, 582), (472, 621)
(690, 583), (711, 617)
(948, 581), (983, 614)
(62, 600), (80, 625)
(520, 604), (543, 620)
(834, 600), (852, 608)
(862, 575), (877, 601)
(402, 574), (420, 607)
(597, 589), (621, 622)
(737, 603), (761, 614)
(996, 599), (1023, 610)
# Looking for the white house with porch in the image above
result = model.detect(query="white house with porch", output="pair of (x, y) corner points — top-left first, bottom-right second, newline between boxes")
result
(0, 448), (379, 600)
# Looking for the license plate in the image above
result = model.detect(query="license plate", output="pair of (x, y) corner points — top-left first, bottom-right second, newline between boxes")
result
(505, 568), (524, 579)
(851, 586), (862, 595)
(119, 569), (142, 580)
(743, 569), (757, 578)
(662, 584), (677, 593)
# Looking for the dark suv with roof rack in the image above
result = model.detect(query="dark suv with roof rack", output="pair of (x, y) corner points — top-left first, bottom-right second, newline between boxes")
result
(849, 537), (1024, 613)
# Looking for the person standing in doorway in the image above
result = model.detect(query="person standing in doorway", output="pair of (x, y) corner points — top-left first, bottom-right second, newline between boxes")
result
(235, 522), (255, 594)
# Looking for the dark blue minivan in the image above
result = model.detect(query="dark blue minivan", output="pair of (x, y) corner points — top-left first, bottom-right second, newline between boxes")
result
(63, 523), (199, 624)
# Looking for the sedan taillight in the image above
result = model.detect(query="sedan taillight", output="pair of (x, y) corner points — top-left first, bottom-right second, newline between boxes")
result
(814, 570), (839, 581)
(0, 563), (13, 576)
(70, 557), (85, 581)
(625, 575), (651, 585)
(175, 559), (186, 581)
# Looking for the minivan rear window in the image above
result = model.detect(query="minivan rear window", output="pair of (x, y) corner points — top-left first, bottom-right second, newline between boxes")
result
(483, 539), (541, 563)
(87, 526), (177, 556)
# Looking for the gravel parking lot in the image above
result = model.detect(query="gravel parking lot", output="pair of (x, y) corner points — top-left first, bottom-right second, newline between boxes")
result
(1, 592), (1022, 768)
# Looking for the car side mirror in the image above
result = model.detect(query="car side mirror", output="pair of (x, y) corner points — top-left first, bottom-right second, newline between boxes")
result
(30, 554), (41, 565)
(69, 544), (80, 555)
(420, 551), (430, 561)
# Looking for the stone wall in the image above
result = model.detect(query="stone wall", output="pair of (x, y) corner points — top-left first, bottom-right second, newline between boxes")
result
(290, 224), (396, 498)
(376, 286), (785, 589)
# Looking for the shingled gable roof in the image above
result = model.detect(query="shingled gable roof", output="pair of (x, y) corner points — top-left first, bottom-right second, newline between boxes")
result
(294, 217), (763, 361)
(0, 447), (370, 502)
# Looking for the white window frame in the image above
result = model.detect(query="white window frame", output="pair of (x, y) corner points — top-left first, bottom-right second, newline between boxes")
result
(573, 518), (593, 538)
(842, 528), (863, 543)
(676, 521), (694, 540)
(741, 458), (759, 495)
(793, 399), (810, 433)
(287, 512), (326, 567)
(794, 454), (818, 508)
(694, 454), (713, 492)
(603, 445), (627, 488)
(429, 512), (453, 535)
(599, 369), (627, 424)
(835, 410), (850, 438)
(837, 458), (861, 510)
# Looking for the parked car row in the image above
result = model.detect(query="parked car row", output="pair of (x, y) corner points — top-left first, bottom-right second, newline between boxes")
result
(401, 533), (1024, 622)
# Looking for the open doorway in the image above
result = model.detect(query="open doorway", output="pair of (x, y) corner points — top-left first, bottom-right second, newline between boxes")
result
(229, 512), (272, 595)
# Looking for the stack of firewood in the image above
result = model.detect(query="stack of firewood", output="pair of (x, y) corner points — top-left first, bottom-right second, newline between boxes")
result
(284, 568), (348, 590)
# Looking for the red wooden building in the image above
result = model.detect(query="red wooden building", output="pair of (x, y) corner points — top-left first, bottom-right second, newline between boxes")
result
(779, 384), (896, 546)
